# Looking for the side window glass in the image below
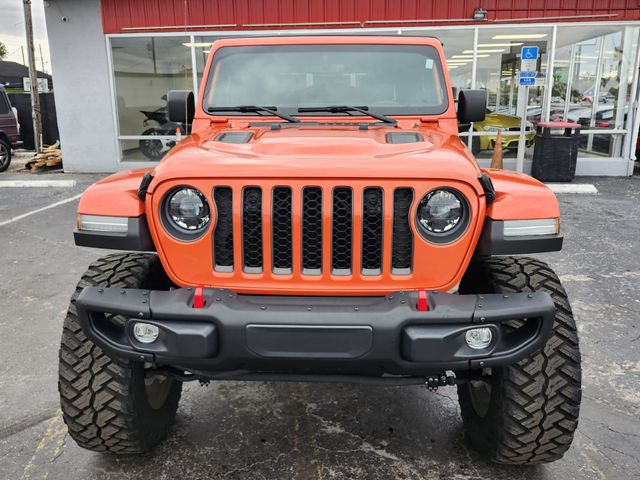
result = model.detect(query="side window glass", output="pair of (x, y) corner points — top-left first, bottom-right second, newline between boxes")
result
(0, 94), (10, 115)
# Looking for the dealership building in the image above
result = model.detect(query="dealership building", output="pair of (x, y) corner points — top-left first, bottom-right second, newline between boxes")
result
(44, 0), (640, 174)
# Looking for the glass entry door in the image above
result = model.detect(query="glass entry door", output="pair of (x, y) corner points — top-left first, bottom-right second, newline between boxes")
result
(472, 27), (552, 170)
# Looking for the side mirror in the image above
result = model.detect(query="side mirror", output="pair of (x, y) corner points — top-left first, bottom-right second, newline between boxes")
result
(167, 90), (195, 125)
(457, 90), (487, 123)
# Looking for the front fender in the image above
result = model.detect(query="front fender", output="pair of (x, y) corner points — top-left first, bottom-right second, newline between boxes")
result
(475, 169), (562, 255)
(74, 169), (156, 251)
(77, 169), (152, 217)
(484, 168), (560, 220)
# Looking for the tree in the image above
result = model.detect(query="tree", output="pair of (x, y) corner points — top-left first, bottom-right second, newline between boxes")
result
(0, 42), (7, 61)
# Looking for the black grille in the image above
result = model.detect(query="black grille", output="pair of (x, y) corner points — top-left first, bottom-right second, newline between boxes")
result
(392, 188), (414, 273)
(213, 187), (234, 271)
(361, 188), (383, 274)
(272, 187), (292, 272)
(242, 187), (263, 272)
(332, 187), (353, 273)
(211, 184), (412, 277)
(302, 187), (322, 273)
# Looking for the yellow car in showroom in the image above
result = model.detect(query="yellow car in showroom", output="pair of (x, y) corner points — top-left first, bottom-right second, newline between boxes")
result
(471, 111), (535, 154)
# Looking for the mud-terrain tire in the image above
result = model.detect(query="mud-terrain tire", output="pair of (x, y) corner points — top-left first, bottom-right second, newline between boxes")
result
(457, 256), (581, 464)
(58, 253), (182, 454)
(0, 138), (11, 172)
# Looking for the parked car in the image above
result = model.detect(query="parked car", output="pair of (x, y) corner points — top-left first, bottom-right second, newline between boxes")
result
(0, 85), (22, 172)
(63, 36), (581, 465)
(471, 110), (535, 154)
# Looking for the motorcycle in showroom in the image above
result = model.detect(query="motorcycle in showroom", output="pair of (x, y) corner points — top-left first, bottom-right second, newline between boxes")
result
(138, 96), (183, 161)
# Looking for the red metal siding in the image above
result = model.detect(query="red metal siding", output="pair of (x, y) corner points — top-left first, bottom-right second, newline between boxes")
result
(101, 0), (640, 33)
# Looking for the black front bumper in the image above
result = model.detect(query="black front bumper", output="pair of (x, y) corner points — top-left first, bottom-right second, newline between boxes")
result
(76, 287), (555, 376)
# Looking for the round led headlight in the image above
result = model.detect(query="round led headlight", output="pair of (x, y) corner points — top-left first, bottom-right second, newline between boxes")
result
(162, 187), (211, 239)
(416, 189), (469, 243)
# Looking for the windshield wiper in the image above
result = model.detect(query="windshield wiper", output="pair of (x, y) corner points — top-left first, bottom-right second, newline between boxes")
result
(297, 105), (397, 126)
(207, 105), (300, 123)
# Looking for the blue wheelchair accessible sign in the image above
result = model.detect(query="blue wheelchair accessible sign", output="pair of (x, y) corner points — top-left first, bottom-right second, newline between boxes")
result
(519, 46), (539, 86)
(521, 46), (539, 60)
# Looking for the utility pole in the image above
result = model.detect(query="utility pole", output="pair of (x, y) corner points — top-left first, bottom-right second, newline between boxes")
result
(21, 46), (25, 65)
(23, 0), (42, 153)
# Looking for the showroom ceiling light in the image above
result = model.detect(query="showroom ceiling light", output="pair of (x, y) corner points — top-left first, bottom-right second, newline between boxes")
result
(478, 42), (523, 47)
(462, 49), (505, 53)
(452, 54), (490, 58)
(182, 42), (213, 47)
(492, 34), (547, 39)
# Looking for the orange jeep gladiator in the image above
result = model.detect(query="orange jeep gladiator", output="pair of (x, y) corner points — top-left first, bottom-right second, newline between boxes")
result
(60, 36), (581, 464)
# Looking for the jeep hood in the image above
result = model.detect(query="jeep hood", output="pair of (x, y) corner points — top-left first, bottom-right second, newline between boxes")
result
(151, 126), (483, 189)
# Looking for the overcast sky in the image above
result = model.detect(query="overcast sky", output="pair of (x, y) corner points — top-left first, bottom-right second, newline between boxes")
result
(0, 0), (50, 73)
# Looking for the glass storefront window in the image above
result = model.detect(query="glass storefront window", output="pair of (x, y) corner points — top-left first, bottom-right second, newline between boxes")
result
(552, 25), (640, 157)
(107, 25), (640, 167)
(111, 36), (192, 161)
(193, 36), (221, 89)
(423, 29), (475, 149)
(474, 26), (553, 166)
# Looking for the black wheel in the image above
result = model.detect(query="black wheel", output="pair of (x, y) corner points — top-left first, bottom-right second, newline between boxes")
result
(139, 128), (166, 160)
(471, 135), (481, 155)
(0, 138), (11, 172)
(58, 253), (182, 454)
(457, 256), (581, 464)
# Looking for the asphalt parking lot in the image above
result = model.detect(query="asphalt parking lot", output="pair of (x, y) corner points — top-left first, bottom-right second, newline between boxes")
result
(0, 172), (639, 480)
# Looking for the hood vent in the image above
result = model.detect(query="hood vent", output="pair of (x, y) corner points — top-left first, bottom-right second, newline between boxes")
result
(215, 132), (254, 144)
(386, 132), (424, 144)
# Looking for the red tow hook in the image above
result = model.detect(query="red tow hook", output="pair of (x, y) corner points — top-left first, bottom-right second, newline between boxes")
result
(417, 290), (429, 312)
(193, 286), (205, 309)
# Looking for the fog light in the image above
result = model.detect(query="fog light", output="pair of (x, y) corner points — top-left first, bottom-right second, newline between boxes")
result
(465, 328), (493, 350)
(133, 322), (159, 344)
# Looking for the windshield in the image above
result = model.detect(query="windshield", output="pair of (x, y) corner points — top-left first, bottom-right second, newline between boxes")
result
(203, 44), (448, 116)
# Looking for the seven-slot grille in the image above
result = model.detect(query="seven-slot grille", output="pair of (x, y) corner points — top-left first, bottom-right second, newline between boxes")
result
(212, 186), (414, 276)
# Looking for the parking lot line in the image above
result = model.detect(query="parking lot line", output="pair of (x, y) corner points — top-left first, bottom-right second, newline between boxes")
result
(546, 183), (598, 194)
(0, 180), (77, 188)
(0, 194), (82, 227)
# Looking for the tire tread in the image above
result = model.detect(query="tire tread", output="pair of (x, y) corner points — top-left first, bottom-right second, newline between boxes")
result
(459, 256), (581, 464)
(58, 253), (180, 454)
